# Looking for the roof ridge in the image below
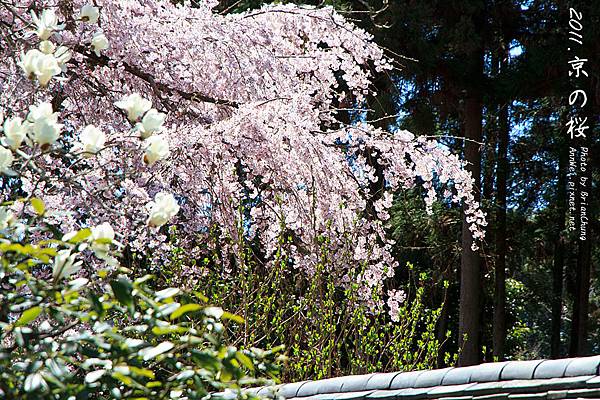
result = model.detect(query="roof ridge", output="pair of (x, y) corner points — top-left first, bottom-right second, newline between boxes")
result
(246, 355), (600, 399)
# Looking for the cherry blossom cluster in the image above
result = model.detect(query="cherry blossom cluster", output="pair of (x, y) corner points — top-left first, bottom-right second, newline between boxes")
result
(0, 0), (486, 313)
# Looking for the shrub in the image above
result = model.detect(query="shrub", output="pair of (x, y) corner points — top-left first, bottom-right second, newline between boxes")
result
(0, 199), (282, 398)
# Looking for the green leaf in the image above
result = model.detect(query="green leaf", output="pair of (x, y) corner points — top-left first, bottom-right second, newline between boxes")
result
(151, 325), (188, 335)
(111, 371), (132, 386)
(219, 367), (233, 382)
(0, 243), (26, 254)
(170, 304), (202, 320)
(193, 291), (209, 303)
(190, 350), (221, 371)
(31, 198), (45, 216)
(129, 366), (155, 380)
(134, 274), (155, 286)
(88, 293), (105, 318)
(66, 228), (92, 244)
(15, 306), (42, 327)
(110, 278), (134, 314)
(222, 311), (244, 324)
(235, 351), (255, 371)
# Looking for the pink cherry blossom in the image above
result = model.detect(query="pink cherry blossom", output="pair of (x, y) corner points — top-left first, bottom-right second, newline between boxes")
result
(0, 0), (486, 314)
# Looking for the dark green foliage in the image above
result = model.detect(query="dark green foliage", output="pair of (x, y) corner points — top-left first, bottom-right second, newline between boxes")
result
(157, 227), (451, 382)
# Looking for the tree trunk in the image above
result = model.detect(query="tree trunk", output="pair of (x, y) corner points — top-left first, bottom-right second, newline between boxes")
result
(458, 92), (484, 366)
(569, 236), (591, 355)
(493, 91), (509, 360)
(550, 111), (568, 359)
(568, 61), (596, 356)
(569, 140), (593, 356)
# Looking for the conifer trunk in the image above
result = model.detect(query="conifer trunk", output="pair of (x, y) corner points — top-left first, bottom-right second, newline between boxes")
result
(493, 82), (509, 360)
(550, 110), (568, 358)
(458, 92), (483, 366)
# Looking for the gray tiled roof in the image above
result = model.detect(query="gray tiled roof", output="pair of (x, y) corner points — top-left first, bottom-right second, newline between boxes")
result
(251, 355), (600, 400)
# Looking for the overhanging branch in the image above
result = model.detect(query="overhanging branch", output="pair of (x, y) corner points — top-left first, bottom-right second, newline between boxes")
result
(74, 45), (240, 108)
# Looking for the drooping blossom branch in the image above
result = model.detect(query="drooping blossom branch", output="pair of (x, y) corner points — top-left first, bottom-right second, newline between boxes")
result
(0, 0), (486, 316)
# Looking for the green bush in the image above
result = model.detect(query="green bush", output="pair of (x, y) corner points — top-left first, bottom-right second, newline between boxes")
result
(157, 226), (450, 382)
(0, 199), (282, 399)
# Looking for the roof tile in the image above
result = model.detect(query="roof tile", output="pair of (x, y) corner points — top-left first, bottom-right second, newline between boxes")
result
(500, 360), (544, 380)
(533, 359), (571, 379)
(442, 397), (474, 400)
(366, 388), (408, 399)
(470, 362), (510, 383)
(312, 377), (346, 395)
(395, 387), (431, 399)
(545, 390), (568, 399)
(390, 371), (426, 389)
(443, 366), (480, 385)
(283, 381), (312, 398)
(566, 387), (600, 397)
(258, 386), (280, 397)
(262, 355), (600, 400)
(564, 355), (600, 377)
(340, 374), (377, 392)
(469, 393), (509, 400)
(415, 367), (454, 388)
(506, 392), (547, 399)
(426, 383), (477, 397)
(586, 376), (600, 386)
(365, 372), (402, 390)
(335, 390), (375, 400)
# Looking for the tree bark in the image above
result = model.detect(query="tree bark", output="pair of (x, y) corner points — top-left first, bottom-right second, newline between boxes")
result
(569, 129), (593, 356)
(568, 56), (596, 356)
(569, 235), (591, 356)
(493, 90), (509, 360)
(458, 92), (484, 366)
(550, 111), (568, 358)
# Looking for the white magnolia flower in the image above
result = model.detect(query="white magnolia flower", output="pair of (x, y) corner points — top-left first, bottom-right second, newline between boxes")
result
(18, 49), (43, 80)
(19, 50), (61, 86)
(34, 52), (62, 86)
(78, 125), (106, 155)
(31, 118), (62, 146)
(2, 117), (27, 150)
(31, 9), (64, 40)
(28, 102), (59, 124)
(52, 249), (83, 280)
(91, 222), (114, 257)
(115, 93), (152, 122)
(54, 46), (72, 72)
(91, 222), (115, 242)
(0, 207), (15, 230)
(137, 108), (166, 138)
(143, 135), (170, 165)
(79, 4), (100, 23)
(0, 147), (14, 175)
(39, 40), (56, 54)
(146, 192), (180, 227)
(91, 32), (109, 57)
